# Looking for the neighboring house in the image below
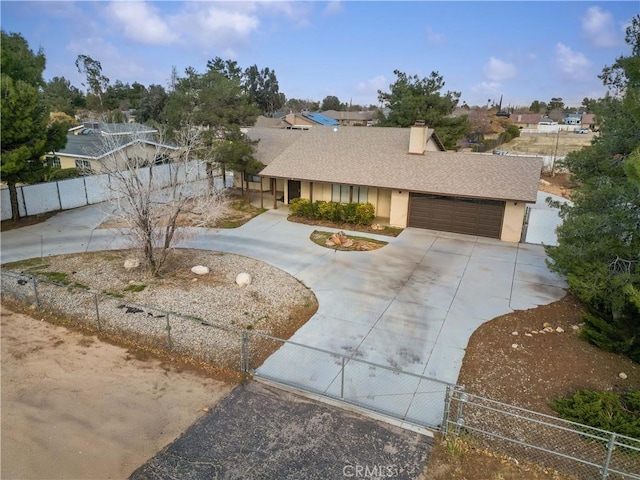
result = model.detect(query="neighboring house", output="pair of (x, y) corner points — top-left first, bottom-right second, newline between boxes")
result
(581, 113), (596, 130)
(322, 110), (378, 126)
(68, 121), (157, 137)
(48, 133), (178, 173)
(509, 113), (543, 129)
(563, 113), (582, 125)
(281, 111), (340, 128)
(247, 124), (542, 242)
(254, 115), (286, 128)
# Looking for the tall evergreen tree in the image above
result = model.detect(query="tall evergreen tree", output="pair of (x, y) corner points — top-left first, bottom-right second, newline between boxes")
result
(546, 15), (640, 362)
(377, 70), (470, 149)
(1, 31), (68, 221)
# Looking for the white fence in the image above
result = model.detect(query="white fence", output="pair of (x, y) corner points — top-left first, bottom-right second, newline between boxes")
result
(1, 162), (231, 221)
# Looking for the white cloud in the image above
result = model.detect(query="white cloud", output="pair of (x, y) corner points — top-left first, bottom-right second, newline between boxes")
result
(554, 43), (591, 81)
(581, 6), (619, 48)
(357, 75), (387, 95)
(105, 1), (179, 45)
(482, 57), (517, 82)
(323, 1), (344, 16)
(162, 3), (260, 55)
(257, 1), (313, 28)
(470, 81), (502, 97)
(425, 26), (444, 44)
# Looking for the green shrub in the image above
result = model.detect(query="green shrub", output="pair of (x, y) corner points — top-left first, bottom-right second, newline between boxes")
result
(290, 198), (376, 226)
(551, 390), (640, 439)
(317, 201), (342, 222)
(47, 168), (82, 181)
(342, 202), (358, 223)
(355, 203), (376, 225)
(289, 198), (310, 216)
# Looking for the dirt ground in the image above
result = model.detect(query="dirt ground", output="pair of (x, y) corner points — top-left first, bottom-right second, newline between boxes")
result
(426, 293), (640, 479)
(501, 131), (594, 158)
(538, 172), (576, 199)
(0, 304), (233, 480)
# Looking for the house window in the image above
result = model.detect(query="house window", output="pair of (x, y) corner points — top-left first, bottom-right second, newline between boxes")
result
(75, 159), (92, 172)
(244, 173), (261, 183)
(331, 185), (368, 204)
(47, 156), (61, 168)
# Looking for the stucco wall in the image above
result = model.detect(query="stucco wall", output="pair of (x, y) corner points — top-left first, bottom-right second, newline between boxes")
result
(376, 189), (391, 218)
(389, 191), (409, 227)
(500, 201), (526, 242)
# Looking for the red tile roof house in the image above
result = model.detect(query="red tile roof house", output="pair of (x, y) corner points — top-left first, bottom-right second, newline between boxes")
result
(245, 124), (542, 242)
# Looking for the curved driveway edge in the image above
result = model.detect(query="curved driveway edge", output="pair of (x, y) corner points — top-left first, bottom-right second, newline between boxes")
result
(1, 204), (567, 426)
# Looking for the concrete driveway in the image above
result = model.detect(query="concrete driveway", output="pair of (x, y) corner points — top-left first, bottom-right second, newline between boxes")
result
(1, 204), (567, 428)
(183, 209), (567, 428)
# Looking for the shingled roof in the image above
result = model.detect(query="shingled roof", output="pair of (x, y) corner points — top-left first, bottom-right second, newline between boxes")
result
(55, 134), (177, 159)
(256, 126), (542, 203)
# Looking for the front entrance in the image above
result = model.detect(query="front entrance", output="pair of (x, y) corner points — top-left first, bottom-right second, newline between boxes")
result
(287, 180), (301, 202)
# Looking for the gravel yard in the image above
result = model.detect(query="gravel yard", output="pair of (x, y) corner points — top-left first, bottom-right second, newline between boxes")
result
(2, 249), (318, 372)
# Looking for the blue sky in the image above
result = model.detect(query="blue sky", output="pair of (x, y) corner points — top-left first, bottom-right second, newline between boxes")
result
(1, 1), (637, 109)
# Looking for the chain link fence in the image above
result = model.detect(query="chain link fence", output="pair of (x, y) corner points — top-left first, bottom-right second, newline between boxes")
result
(444, 387), (640, 479)
(244, 330), (452, 430)
(3, 268), (638, 477)
(1, 270), (243, 371)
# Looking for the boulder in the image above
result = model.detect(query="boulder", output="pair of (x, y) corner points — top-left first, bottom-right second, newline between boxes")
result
(124, 258), (140, 270)
(555, 327), (565, 333)
(191, 265), (210, 275)
(236, 272), (252, 287)
(330, 231), (348, 245)
(619, 372), (628, 380)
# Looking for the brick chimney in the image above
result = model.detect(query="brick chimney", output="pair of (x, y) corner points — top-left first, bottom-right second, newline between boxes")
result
(409, 120), (427, 154)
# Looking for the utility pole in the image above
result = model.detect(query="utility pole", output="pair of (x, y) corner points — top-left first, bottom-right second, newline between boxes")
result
(551, 127), (560, 177)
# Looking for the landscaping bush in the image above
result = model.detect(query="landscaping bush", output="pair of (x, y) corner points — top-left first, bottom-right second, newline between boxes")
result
(317, 201), (342, 222)
(289, 198), (312, 216)
(342, 202), (358, 223)
(290, 199), (376, 226)
(550, 390), (640, 439)
(47, 168), (82, 181)
(355, 203), (375, 225)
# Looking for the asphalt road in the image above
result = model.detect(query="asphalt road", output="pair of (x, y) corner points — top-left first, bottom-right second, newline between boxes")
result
(129, 382), (432, 480)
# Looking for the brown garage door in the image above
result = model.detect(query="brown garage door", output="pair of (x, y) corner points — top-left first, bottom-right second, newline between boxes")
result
(408, 194), (505, 238)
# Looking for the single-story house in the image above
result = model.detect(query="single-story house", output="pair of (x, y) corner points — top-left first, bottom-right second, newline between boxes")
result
(509, 113), (543, 129)
(246, 124), (542, 242)
(48, 133), (178, 173)
(68, 121), (157, 137)
(322, 109), (378, 126)
(281, 111), (340, 129)
(580, 113), (596, 130)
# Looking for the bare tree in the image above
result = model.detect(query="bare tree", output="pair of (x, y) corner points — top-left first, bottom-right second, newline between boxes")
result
(97, 125), (228, 276)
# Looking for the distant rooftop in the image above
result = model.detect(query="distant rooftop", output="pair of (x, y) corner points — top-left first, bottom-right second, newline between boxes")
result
(300, 111), (339, 126)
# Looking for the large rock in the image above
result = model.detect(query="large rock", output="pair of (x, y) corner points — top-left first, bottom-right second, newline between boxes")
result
(327, 231), (353, 248)
(124, 258), (140, 270)
(191, 265), (210, 275)
(236, 272), (252, 287)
